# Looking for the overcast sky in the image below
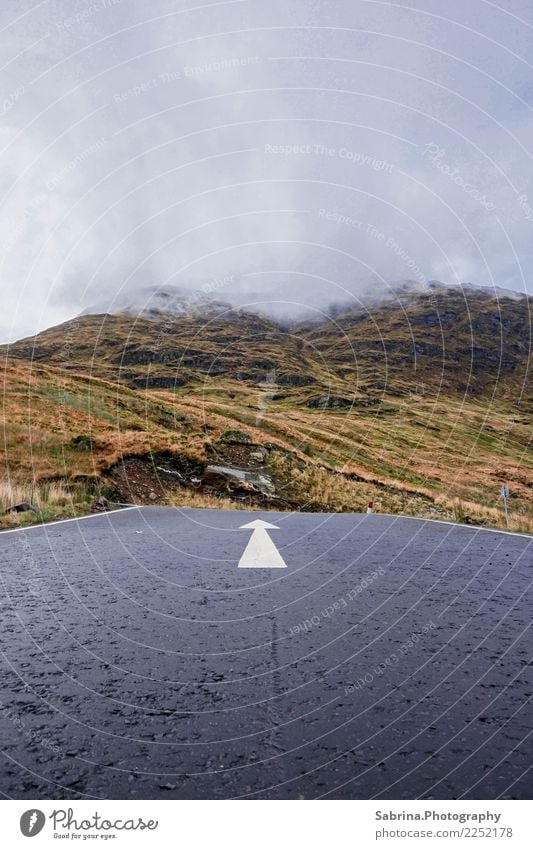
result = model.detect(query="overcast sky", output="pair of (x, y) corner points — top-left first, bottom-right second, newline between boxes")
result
(1, 0), (533, 341)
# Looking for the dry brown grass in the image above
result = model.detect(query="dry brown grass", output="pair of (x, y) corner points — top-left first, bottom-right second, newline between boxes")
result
(1, 358), (531, 533)
(167, 490), (257, 511)
(0, 478), (95, 530)
(0, 480), (75, 512)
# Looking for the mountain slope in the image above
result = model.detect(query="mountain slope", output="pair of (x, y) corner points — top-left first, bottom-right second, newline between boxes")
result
(1, 283), (531, 531)
(1, 354), (532, 532)
(303, 285), (531, 398)
(5, 285), (531, 400)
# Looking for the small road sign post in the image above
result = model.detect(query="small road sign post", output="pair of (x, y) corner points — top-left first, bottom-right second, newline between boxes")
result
(500, 484), (510, 528)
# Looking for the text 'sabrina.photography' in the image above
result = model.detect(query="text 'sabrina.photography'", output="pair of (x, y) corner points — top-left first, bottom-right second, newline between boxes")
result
(0, 1), (531, 847)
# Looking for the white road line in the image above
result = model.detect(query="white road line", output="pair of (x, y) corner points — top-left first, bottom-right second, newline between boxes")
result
(0, 506), (140, 535)
(378, 512), (532, 540)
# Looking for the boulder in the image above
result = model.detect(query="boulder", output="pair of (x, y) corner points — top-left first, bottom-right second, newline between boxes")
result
(220, 430), (252, 445)
(6, 502), (40, 514)
(71, 435), (93, 451)
(203, 465), (276, 495)
(277, 373), (316, 387)
(90, 496), (109, 513)
(307, 395), (352, 410)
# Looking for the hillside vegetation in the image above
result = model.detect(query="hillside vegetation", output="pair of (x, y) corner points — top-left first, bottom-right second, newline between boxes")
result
(1, 284), (531, 531)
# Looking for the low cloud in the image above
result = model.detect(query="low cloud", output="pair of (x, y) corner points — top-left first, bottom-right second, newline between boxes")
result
(1, 0), (532, 342)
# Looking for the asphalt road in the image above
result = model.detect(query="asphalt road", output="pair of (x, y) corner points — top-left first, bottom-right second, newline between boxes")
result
(0, 507), (531, 800)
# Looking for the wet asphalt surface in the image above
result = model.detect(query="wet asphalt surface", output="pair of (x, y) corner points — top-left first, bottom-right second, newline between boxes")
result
(0, 507), (531, 800)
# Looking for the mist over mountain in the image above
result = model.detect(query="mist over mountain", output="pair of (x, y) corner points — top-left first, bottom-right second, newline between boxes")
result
(81, 283), (234, 320)
(78, 278), (532, 325)
(2, 1), (533, 344)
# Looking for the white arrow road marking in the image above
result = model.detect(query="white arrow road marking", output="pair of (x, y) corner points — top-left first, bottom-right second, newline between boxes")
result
(238, 519), (287, 568)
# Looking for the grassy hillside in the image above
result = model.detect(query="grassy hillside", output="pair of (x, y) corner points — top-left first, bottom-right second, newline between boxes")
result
(1, 345), (531, 531)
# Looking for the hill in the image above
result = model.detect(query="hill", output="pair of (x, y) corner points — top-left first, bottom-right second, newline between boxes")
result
(1, 284), (531, 531)
(6, 283), (531, 399)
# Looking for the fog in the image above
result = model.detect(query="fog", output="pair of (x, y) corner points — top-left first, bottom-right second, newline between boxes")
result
(1, 0), (533, 342)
